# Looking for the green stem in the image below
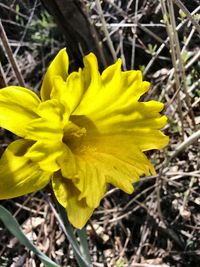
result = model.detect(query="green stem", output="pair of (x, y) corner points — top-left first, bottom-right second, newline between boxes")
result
(51, 198), (92, 267)
(77, 228), (92, 265)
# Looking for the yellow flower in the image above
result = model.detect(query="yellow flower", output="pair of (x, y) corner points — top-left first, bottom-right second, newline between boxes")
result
(0, 48), (169, 228)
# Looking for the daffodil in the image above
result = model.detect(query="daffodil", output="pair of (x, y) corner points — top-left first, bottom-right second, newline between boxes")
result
(0, 48), (169, 228)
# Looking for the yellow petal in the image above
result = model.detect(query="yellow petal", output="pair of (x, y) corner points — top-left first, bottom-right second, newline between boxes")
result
(73, 56), (149, 118)
(82, 53), (101, 90)
(24, 99), (66, 172)
(0, 86), (40, 137)
(41, 48), (69, 101)
(57, 144), (77, 178)
(62, 125), (153, 206)
(73, 134), (155, 194)
(25, 99), (65, 142)
(99, 101), (167, 136)
(72, 53), (102, 115)
(0, 139), (51, 200)
(25, 141), (64, 172)
(86, 100), (169, 151)
(57, 139), (106, 208)
(101, 60), (149, 101)
(73, 100), (168, 150)
(64, 112), (166, 205)
(52, 172), (94, 229)
(71, 155), (106, 208)
(51, 70), (85, 113)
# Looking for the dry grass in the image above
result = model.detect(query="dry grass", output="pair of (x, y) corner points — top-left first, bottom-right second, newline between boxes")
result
(0, 0), (200, 266)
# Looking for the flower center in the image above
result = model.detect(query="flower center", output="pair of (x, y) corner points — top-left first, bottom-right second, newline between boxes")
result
(62, 115), (98, 153)
(63, 120), (86, 152)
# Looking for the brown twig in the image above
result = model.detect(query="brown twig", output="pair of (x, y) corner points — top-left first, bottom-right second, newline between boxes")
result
(95, 0), (117, 62)
(173, 0), (200, 36)
(0, 20), (25, 87)
(170, 129), (200, 159)
(0, 62), (7, 88)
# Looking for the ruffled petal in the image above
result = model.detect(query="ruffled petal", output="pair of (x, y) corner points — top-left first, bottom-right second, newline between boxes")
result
(73, 56), (149, 119)
(52, 172), (94, 229)
(71, 134), (155, 195)
(91, 100), (169, 151)
(72, 54), (167, 149)
(101, 60), (149, 101)
(70, 155), (106, 208)
(92, 101), (168, 136)
(0, 139), (52, 200)
(41, 48), (69, 101)
(64, 107), (167, 207)
(57, 141), (106, 208)
(0, 86), (40, 137)
(62, 127), (153, 207)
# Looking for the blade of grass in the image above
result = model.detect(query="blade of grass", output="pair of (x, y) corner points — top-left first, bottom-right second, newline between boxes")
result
(47, 195), (92, 267)
(0, 205), (61, 267)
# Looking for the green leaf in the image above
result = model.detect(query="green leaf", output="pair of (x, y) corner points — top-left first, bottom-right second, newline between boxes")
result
(54, 201), (92, 267)
(0, 205), (61, 267)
